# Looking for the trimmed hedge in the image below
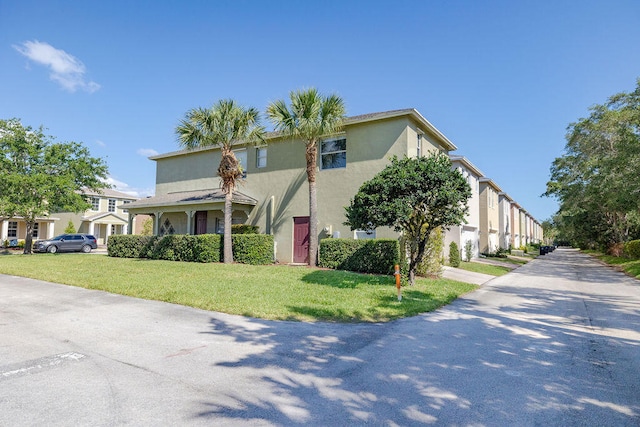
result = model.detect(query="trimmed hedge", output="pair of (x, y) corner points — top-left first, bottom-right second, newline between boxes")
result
(625, 240), (640, 259)
(319, 238), (402, 275)
(231, 224), (259, 234)
(108, 233), (273, 264)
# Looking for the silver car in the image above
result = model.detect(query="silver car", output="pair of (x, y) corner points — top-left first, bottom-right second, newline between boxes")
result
(34, 234), (98, 253)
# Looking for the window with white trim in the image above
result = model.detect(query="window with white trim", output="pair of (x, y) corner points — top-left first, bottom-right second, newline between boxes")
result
(354, 229), (377, 239)
(32, 223), (39, 238)
(8, 221), (17, 238)
(256, 147), (267, 168)
(122, 200), (130, 213)
(91, 197), (100, 211)
(417, 134), (422, 157)
(233, 149), (248, 178)
(321, 138), (346, 169)
(108, 199), (116, 212)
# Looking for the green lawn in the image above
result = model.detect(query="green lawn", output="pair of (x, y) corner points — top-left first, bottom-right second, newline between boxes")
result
(456, 261), (513, 276)
(0, 253), (477, 322)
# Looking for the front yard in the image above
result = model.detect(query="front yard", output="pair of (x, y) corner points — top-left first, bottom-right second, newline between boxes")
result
(0, 253), (477, 322)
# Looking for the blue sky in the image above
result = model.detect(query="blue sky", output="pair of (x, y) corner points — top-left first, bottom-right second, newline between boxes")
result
(2, 1), (639, 222)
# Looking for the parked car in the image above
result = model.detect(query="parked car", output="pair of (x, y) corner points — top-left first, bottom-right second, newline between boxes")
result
(33, 234), (98, 253)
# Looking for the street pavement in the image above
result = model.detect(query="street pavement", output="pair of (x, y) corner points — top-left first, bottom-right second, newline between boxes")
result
(1, 248), (639, 426)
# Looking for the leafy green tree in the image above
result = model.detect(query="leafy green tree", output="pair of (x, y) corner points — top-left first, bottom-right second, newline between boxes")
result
(267, 88), (346, 267)
(176, 100), (265, 263)
(0, 118), (109, 254)
(64, 220), (76, 234)
(545, 79), (640, 250)
(345, 153), (471, 285)
(141, 217), (153, 236)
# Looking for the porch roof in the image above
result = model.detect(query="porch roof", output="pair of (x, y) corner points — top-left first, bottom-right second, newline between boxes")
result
(122, 189), (257, 210)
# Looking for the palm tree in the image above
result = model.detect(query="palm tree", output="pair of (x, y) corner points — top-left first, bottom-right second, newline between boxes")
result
(267, 88), (346, 266)
(176, 99), (265, 263)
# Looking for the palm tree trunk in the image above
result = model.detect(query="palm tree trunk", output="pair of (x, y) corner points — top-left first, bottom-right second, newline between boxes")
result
(224, 190), (233, 263)
(306, 143), (318, 267)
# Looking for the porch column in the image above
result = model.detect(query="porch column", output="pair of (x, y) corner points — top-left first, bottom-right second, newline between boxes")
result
(154, 212), (163, 235)
(186, 210), (195, 235)
(105, 224), (112, 243)
(1, 220), (7, 241)
(127, 214), (135, 235)
(88, 222), (95, 235)
(47, 222), (54, 239)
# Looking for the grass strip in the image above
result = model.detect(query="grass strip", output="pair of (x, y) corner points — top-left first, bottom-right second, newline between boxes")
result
(0, 254), (477, 322)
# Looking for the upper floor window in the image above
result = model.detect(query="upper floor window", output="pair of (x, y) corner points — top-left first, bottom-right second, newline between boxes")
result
(108, 199), (116, 212)
(417, 134), (422, 157)
(321, 138), (346, 169)
(122, 200), (130, 213)
(91, 197), (100, 211)
(233, 149), (247, 178)
(256, 147), (267, 168)
(8, 221), (17, 238)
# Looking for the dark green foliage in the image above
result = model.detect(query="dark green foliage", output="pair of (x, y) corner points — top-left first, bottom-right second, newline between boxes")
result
(108, 234), (221, 263)
(319, 238), (402, 275)
(345, 153), (471, 284)
(227, 234), (274, 264)
(107, 235), (157, 258)
(625, 240), (640, 259)
(449, 242), (461, 267)
(231, 224), (259, 234)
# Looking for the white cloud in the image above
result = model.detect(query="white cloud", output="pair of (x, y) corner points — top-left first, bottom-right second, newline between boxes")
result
(104, 176), (154, 198)
(13, 40), (101, 93)
(137, 148), (159, 157)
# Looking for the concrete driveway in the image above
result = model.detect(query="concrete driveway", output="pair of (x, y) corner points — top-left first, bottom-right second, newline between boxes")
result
(1, 248), (639, 426)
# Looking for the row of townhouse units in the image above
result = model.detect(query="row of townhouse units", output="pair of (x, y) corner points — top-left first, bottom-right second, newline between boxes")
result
(123, 107), (542, 264)
(1, 188), (141, 246)
(444, 156), (542, 260)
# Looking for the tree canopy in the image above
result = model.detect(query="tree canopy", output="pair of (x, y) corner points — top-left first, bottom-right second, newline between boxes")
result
(545, 79), (640, 251)
(176, 99), (265, 263)
(267, 88), (346, 266)
(0, 118), (109, 253)
(345, 153), (471, 285)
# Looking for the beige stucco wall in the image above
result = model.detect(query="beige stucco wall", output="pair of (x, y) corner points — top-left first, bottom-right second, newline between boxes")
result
(479, 182), (500, 254)
(152, 115), (446, 263)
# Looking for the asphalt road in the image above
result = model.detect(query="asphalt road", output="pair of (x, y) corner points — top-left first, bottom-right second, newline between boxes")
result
(1, 248), (639, 426)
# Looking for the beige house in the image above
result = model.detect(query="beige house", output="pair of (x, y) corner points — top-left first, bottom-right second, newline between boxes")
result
(479, 178), (503, 254)
(498, 192), (514, 249)
(444, 155), (483, 260)
(1, 216), (57, 245)
(54, 188), (138, 245)
(124, 109), (458, 264)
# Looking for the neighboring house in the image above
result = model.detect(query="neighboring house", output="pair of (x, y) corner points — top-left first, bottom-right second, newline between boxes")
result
(498, 192), (513, 249)
(124, 108), (458, 264)
(511, 202), (522, 249)
(54, 188), (138, 245)
(1, 216), (58, 245)
(479, 178), (503, 254)
(519, 210), (528, 246)
(444, 155), (483, 260)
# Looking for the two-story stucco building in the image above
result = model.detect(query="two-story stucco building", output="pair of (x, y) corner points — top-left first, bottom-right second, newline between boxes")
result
(124, 109), (458, 264)
(54, 188), (138, 244)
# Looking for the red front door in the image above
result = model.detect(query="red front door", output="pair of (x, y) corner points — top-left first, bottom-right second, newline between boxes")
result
(195, 211), (207, 235)
(293, 216), (310, 264)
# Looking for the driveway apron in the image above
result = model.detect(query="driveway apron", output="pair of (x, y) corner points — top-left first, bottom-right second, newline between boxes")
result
(1, 248), (639, 426)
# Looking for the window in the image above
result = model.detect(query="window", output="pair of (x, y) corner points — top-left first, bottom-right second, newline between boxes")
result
(122, 200), (130, 213)
(108, 199), (116, 212)
(417, 134), (422, 157)
(256, 147), (267, 168)
(321, 138), (346, 169)
(91, 197), (100, 211)
(32, 223), (39, 238)
(8, 221), (17, 238)
(159, 218), (175, 236)
(233, 149), (248, 178)
(354, 229), (376, 239)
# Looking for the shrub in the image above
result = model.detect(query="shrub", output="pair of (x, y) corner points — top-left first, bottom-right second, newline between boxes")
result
(231, 224), (259, 234)
(448, 241), (461, 267)
(108, 234), (221, 263)
(228, 234), (273, 264)
(319, 238), (402, 275)
(625, 240), (640, 259)
(416, 227), (444, 277)
(64, 220), (76, 234)
(464, 239), (473, 262)
(107, 234), (157, 258)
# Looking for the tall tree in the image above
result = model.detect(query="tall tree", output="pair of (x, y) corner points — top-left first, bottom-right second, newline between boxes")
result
(176, 100), (265, 263)
(266, 88), (346, 266)
(345, 153), (471, 285)
(545, 79), (640, 250)
(0, 118), (109, 254)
